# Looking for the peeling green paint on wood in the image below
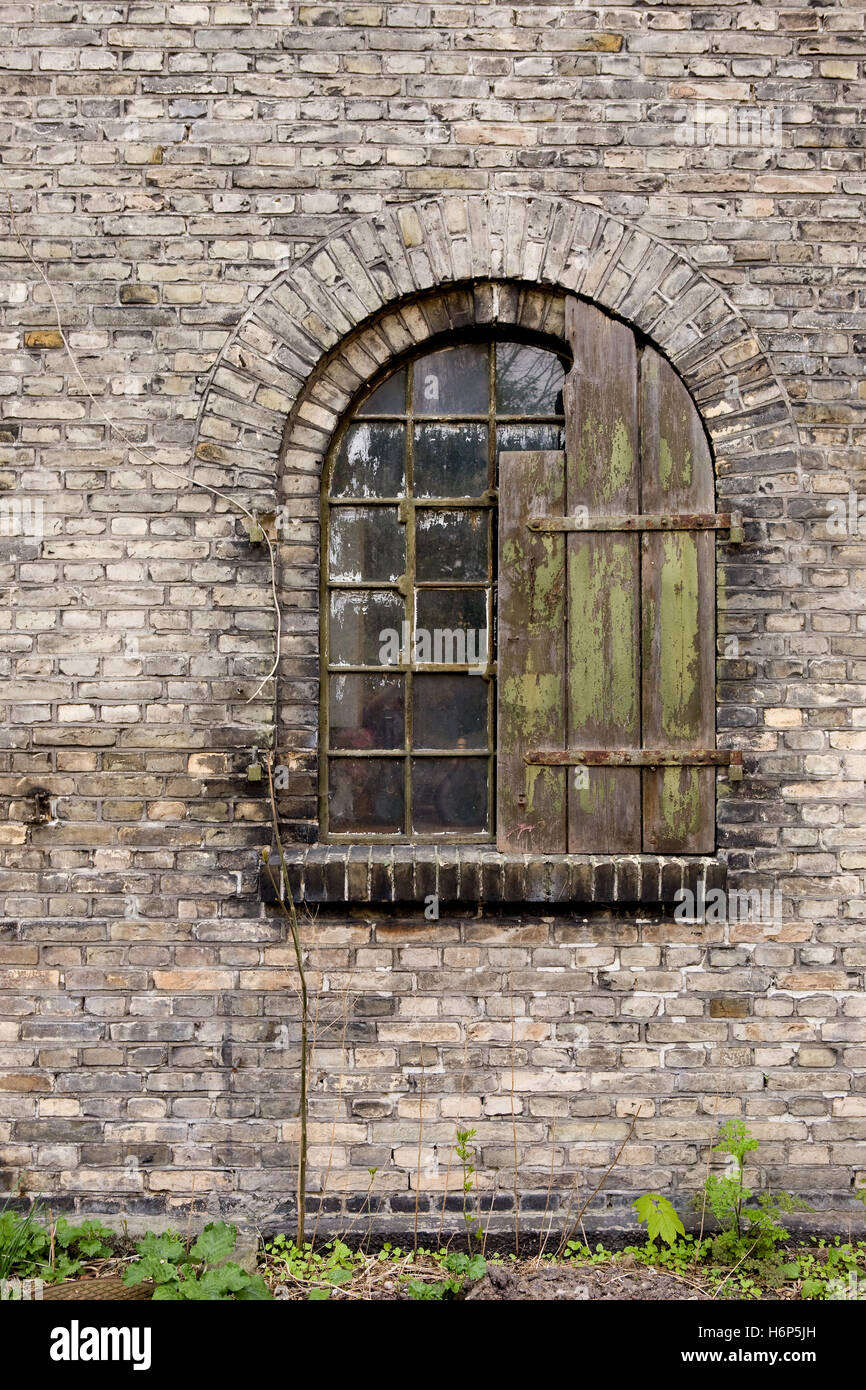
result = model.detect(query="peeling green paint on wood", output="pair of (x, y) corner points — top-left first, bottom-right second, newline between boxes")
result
(641, 347), (715, 854)
(568, 541), (638, 730)
(497, 449), (567, 852)
(577, 413), (634, 502)
(564, 298), (641, 852)
(657, 531), (700, 740)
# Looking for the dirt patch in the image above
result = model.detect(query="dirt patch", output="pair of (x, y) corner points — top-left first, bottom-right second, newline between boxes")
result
(463, 1258), (710, 1301)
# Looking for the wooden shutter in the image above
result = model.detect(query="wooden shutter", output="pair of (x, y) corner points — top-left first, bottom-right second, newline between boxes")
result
(639, 347), (716, 853)
(497, 298), (725, 855)
(564, 302), (641, 852)
(497, 450), (567, 852)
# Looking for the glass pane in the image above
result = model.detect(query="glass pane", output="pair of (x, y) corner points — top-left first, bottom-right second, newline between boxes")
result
(415, 589), (488, 667)
(497, 423), (564, 455)
(495, 343), (565, 415)
(413, 345), (488, 415)
(329, 506), (405, 582)
(329, 590), (404, 666)
(413, 675), (487, 749)
(413, 424), (488, 499)
(416, 509), (488, 582)
(356, 368), (406, 416)
(329, 758), (404, 833)
(331, 423), (405, 497)
(329, 674), (404, 749)
(412, 758), (489, 833)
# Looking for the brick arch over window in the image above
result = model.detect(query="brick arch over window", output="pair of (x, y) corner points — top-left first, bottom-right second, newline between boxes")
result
(193, 195), (799, 902)
(196, 193), (799, 499)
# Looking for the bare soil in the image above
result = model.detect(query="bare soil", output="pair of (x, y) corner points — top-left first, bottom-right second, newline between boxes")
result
(462, 1257), (711, 1301)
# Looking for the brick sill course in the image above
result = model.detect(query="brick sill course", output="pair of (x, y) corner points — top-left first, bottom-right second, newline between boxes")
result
(260, 846), (726, 906)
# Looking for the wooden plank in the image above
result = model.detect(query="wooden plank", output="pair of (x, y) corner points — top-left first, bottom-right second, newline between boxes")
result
(525, 749), (738, 768)
(529, 512), (735, 534)
(640, 347), (716, 853)
(497, 450), (567, 852)
(563, 298), (641, 852)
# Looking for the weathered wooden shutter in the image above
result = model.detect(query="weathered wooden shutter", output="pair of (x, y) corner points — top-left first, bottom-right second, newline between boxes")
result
(498, 298), (737, 855)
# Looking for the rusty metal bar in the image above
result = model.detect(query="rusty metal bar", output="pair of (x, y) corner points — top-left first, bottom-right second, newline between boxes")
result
(528, 510), (742, 538)
(525, 748), (743, 769)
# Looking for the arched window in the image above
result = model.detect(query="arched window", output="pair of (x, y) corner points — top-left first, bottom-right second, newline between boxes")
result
(315, 299), (729, 865)
(322, 337), (567, 840)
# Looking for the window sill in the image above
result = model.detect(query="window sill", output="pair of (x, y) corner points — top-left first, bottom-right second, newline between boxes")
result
(260, 845), (726, 907)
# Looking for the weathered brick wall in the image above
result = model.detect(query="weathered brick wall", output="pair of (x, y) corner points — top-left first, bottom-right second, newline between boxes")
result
(0, 2), (864, 1232)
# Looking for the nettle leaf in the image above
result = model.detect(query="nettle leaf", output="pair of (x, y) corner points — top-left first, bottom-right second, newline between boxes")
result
(235, 1273), (273, 1301)
(191, 1265), (254, 1300)
(801, 1279), (825, 1300)
(190, 1221), (237, 1266)
(135, 1230), (186, 1264)
(308, 1287), (330, 1301)
(466, 1254), (487, 1281)
(632, 1194), (685, 1248)
(124, 1254), (181, 1288)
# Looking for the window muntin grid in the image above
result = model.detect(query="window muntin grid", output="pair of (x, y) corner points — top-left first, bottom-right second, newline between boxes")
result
(321, 338), (566, 841)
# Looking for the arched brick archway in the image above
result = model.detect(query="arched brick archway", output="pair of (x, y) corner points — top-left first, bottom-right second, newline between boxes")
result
(190, 194), (800, 864)
(195, 193), (799, 500)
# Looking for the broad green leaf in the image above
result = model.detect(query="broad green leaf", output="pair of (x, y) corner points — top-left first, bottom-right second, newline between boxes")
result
(134, 1230), (186, 1264)
(632, 1193), (685, 1247)
(190, 1221), (237, 1266)
(235, 1273), (273, 1301)
(152, 1284), (183, 1301)
(466, 1254), (487, 1280)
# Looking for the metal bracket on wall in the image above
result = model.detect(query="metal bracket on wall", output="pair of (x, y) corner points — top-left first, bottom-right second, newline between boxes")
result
(525, 748), (744, 783)
(527, 511), (744, 542)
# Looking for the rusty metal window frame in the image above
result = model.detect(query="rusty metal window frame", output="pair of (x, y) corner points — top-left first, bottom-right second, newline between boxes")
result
(321, 335), (567, 843)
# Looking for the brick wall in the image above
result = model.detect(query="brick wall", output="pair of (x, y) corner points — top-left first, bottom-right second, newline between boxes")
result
(0, 2), (864, 1233)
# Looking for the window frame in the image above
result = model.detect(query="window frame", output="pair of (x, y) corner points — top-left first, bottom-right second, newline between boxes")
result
(319, 329), (569, 845)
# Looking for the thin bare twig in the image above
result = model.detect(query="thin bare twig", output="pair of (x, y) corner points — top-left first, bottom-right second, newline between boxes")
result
(555, 1114), (638, 1258)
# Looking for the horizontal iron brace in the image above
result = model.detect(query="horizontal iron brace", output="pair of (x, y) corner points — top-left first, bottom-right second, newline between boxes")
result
(525, 749), (743, 770)
(528, 511), (743, 539)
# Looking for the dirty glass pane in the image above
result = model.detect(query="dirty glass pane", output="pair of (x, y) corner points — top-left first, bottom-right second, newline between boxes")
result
(329, 590), (405, 666)
(413, 424), (488, 499)
(329, 758), (404, 833)
(356, 368), (406, 417)
(329, 506), (405, 582)
(412, 758), (489, 833)
(329, 674), (404, 749)
(331, 423), (405, 497)
(416, 509), (488, 582)
(413, 345), (488, 416)
(414, 589), (488, 666)
(413, 675), (487, 749)
(496, 423), (564, 455)
(495, 343), (565, 415)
